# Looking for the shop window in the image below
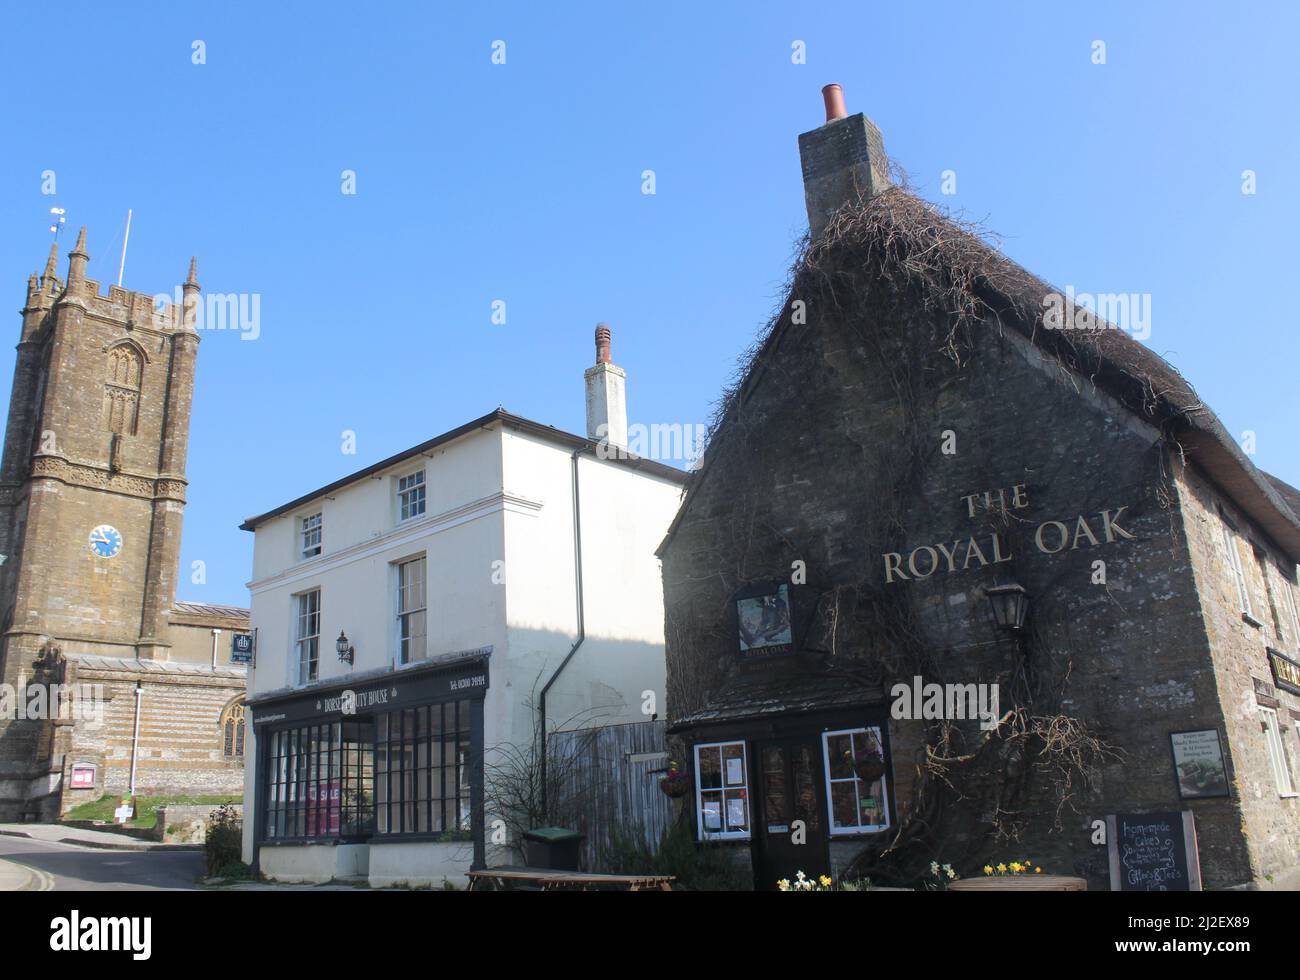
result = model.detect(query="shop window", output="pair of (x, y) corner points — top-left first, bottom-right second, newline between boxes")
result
(262, 720), (375, 841)
(822, 727), (891, 834)
(374, 701), (472, 836)
(1260, 708), (1297, 798)
(694, 741), (750, 839)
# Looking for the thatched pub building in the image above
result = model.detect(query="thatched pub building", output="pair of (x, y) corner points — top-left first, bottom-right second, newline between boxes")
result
(658, 85), (1300, 891)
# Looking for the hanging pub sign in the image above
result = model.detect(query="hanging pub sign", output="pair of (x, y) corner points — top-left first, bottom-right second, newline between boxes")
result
(734, 582), (795, 659)
(1268, 648), (1300, 697)
(231, 631), (255, 665)
(1106, 811), (1202, 891)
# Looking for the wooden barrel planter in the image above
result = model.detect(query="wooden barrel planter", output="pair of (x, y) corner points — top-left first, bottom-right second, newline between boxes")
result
(948, 875), (1087, 892)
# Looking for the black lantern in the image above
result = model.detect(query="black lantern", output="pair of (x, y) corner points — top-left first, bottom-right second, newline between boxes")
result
(336, 630), (354, 665)
(985, 582), (1029, 632)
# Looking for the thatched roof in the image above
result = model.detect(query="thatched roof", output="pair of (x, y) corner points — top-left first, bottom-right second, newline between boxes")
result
(659, 187), (1300, 561)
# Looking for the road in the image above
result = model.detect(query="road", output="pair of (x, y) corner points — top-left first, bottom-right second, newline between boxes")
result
(0, 834), (203, 891)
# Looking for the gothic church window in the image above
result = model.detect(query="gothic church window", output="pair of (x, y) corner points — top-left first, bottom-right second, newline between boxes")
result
(103, 344), (143, 435)
(221, 699), (246, 759)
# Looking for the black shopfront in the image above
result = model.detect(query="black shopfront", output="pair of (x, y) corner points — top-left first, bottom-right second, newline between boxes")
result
(247, 655), (489, 870)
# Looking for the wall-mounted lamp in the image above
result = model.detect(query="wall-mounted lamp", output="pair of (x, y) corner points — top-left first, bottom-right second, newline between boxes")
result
(336, 630), (355, 665)
(985, 582), (1030, 632)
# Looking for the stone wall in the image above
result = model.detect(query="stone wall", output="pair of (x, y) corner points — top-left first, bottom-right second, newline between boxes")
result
(662, 271), (1288, 887)
(1176, 462), (1300, 888)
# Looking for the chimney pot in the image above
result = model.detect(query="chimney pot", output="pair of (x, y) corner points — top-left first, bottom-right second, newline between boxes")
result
(822, 83), (847, 122)
(595, 323), (611, 364)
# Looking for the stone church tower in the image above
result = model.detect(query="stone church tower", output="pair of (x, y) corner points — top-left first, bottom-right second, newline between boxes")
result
(0, 231), (201, 820)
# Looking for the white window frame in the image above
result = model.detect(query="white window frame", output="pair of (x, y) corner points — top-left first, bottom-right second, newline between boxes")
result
(396, 554), (427, 664)
(397, 470), (426, 522)
(294, 588), (321, 686)
(1221, 521), (1254, 618)
(821, 726), (891, 836)
(300, 512), (322, 559)
(1281, 564), (1300, 650)
(1260, 707), (1297, 797)
(693, 740), (750, 840)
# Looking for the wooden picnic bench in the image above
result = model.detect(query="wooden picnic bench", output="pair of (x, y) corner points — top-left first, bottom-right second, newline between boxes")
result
(467, 867), (674, 891)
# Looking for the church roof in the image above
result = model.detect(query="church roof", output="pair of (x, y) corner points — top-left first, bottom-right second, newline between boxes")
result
(171, 600), (250, 626)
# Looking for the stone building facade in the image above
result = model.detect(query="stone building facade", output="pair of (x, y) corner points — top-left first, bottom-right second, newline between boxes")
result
(0, 233), (248, 820)
(659, 88), (1300, 891)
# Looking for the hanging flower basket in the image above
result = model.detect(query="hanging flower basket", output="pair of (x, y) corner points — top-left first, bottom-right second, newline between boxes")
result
(659, 761), (690, 798)
(853, 756), (885, 783)
(848, 734), (885, 783)
(660, 776), (690, 798)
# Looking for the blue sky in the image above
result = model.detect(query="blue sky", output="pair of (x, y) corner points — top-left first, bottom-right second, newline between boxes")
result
(1, 1), (1296, 607)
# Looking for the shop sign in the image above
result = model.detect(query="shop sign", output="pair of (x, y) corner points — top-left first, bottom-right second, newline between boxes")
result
(1268, 649), (1300, 697)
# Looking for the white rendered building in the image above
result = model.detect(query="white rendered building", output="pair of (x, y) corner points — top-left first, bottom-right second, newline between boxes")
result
(239, 331), (685, 886)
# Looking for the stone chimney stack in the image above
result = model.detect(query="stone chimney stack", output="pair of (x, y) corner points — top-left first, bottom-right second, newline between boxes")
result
(798, 84), (891, 238)
(584, 323), (627, 448)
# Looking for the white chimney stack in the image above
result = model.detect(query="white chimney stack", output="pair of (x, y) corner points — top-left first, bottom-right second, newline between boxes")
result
(585, 323), (627, 449)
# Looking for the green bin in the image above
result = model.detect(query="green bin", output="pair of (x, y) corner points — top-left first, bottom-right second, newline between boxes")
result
(521, 826), (585, 871)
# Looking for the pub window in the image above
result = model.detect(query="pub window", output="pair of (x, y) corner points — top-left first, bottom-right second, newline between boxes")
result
(821, 727), (891, 835)
(397, 470), (426, 522)
(1260, 707), (1297, 798)
(295, 589), (321, 685)
(300, 512), (322, 559)
(1281, 564), (1300, 649)
(221, 700), (246, 758)
(374, 701), (472, 836)
(396, 555), (427, 664)
(1220, 521), (1254, 618)
(693, 741), (750, 840)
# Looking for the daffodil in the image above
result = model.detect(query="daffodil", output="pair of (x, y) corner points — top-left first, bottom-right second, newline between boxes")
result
(777, 879), (790, 890)
(996, 863), (1007, 873)
(983, 865), (993, 875)
(1035, 867), (1042, 874)
(820, 875), (833, 887)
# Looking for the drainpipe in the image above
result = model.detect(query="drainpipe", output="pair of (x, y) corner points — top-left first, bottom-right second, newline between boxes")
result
(538, 447), (587, 818)
(210, 627), (222, 668)
(128, 682), (143, 798)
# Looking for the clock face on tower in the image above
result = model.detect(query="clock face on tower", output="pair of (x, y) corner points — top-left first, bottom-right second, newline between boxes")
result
(89, 525), (123, 559)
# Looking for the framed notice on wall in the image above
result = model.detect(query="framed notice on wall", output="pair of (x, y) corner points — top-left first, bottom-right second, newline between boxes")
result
(1169, 729), (1229, 800)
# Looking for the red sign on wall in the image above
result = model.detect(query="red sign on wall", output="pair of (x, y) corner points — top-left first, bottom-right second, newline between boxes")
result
(70, 765), (96, 789)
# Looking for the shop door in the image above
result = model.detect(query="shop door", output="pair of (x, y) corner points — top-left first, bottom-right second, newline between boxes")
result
(754, 737), (829, 890)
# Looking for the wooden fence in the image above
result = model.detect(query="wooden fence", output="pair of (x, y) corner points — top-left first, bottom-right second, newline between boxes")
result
(548, 720), (673, 872)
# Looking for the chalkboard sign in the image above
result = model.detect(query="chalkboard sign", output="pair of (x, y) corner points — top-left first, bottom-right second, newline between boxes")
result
(1106, 811), (1202, 891)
